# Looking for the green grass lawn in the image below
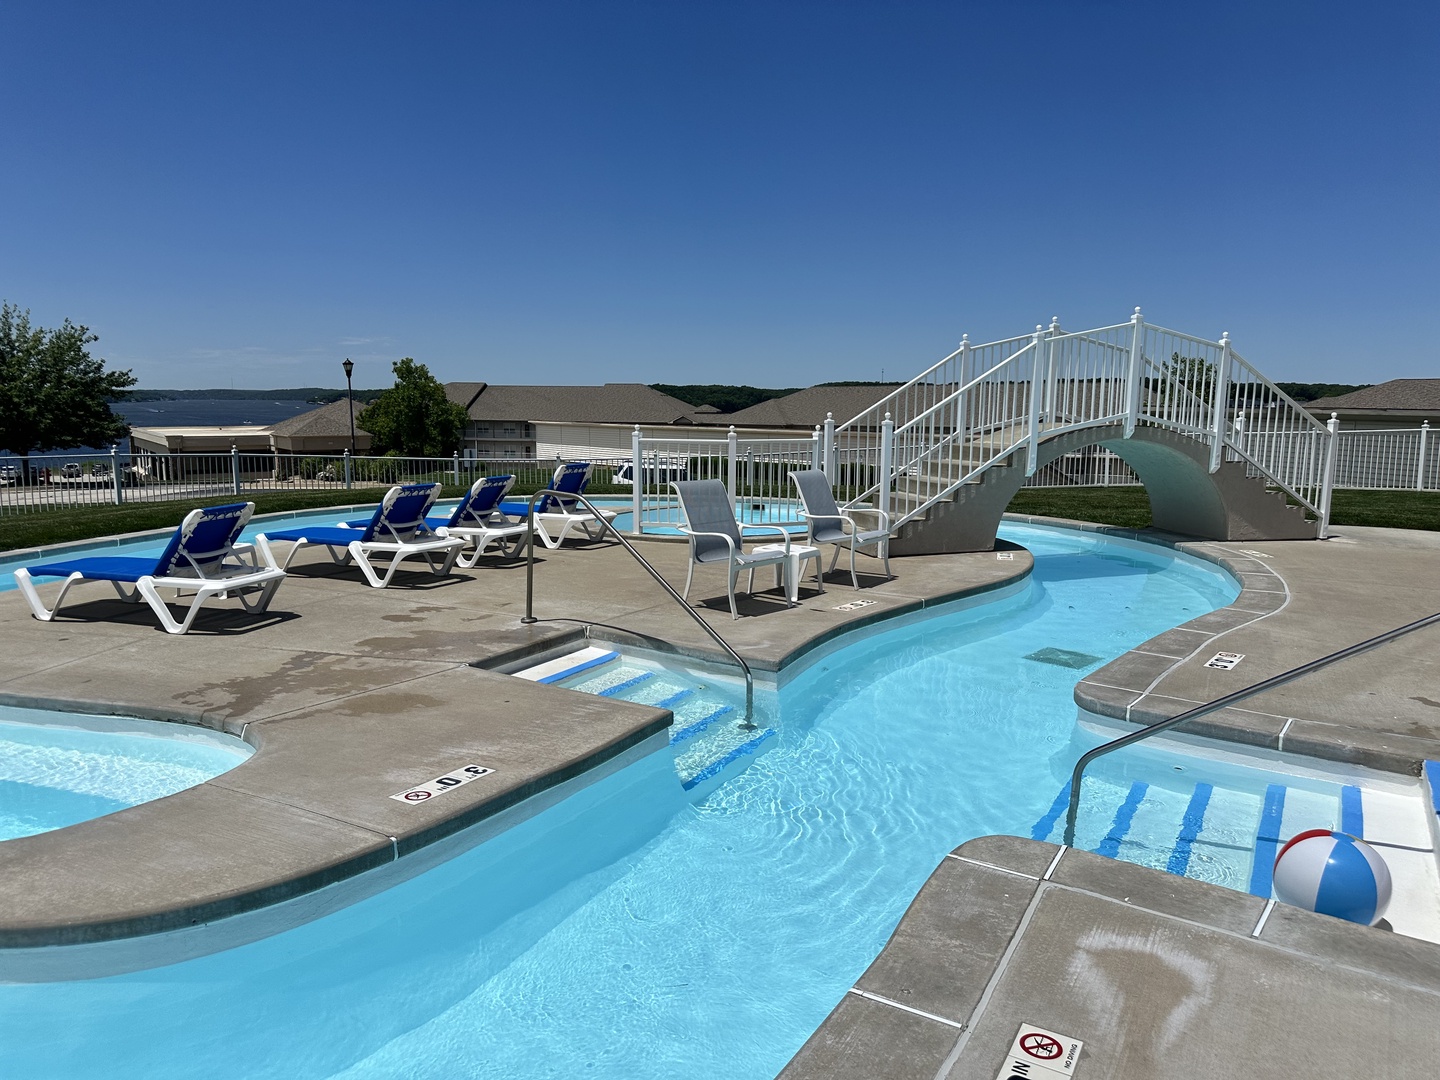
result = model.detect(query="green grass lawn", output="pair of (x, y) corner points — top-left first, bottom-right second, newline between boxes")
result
(1, 484), (1434, 555)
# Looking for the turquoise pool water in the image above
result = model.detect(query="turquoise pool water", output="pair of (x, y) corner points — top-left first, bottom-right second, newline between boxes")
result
(0, 708), (252, 841)
(0, 523), (1242, 1078)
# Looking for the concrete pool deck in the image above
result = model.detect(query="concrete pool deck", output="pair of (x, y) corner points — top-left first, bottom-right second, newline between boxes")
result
(0, 515), (1438, 1070)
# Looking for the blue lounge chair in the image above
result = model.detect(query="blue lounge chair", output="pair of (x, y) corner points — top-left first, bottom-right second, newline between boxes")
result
(673, 479), (793, 619)
(255, 483), (464, 588)
(342, 474), (526, 567)
(500, 461), (618, 549)
(14, 502), (286, 635)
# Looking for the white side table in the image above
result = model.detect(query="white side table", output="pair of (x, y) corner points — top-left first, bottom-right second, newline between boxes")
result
(751, 543), (824, 603)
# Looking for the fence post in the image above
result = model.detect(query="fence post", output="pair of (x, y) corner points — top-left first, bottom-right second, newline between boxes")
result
(1418, 420), (1430, 491)
(452, 452), (460, 486)
(110, 445), (123, 505)
(1124, 307), (1145, 438)
(1026, 324), (1043, 476)
(1043, 315), (1060, 422)
(344, 449), (353, 490)
(957, 333), (970, 386)
(230, 444), (241, 495)
(878, 412), (894, 525)
(1209, 331), (1232, 474)
(1318, 413), (1339, 539)
(726, 426), (738, 501)
(822, 412), (836, 483)
(630, 425), (643, 536)
(812, 426), (822, 471)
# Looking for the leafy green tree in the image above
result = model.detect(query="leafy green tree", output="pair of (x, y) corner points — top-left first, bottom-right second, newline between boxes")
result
(1162, 352), (1218, 401)
(0, 303), (136, 475)
(357, 358), (469, 457)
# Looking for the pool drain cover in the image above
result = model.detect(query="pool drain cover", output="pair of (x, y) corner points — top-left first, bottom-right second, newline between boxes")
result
(1025, 647), (1102, 669)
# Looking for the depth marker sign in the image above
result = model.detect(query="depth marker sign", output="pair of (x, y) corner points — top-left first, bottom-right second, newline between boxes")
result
(995, 1022), (1083, 1080)
(391, 764), (495, 804)
(1204, 651), (1245, 670)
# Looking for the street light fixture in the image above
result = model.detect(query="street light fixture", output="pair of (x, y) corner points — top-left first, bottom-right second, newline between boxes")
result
(342, 358), (356, 456)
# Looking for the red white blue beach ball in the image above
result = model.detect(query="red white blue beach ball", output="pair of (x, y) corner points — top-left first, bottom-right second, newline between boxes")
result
(1272, 829), (1392, 926)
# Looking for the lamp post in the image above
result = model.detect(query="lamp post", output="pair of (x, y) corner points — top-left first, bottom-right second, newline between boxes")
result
(342, 358), (356, 456)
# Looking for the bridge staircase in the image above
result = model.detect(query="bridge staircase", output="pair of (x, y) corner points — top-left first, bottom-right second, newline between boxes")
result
(824, 310), (1337, 554)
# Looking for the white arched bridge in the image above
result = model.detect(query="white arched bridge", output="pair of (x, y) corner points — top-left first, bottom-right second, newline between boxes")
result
(826, 309), (1338, 553)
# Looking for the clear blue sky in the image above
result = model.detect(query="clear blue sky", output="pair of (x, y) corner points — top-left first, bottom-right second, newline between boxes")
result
(2, 1), (1435, 390)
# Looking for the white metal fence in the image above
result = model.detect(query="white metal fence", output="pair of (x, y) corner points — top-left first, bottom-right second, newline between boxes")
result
(628, 427), (820, 533)
(1332, 423), (1437, 491)
(0, 450), (629, 517)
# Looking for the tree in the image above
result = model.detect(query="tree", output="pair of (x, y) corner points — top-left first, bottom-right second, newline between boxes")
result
(0, 303), (136, 475)
(1162, 352), (1218, 402)
(357, 358), (469, 457)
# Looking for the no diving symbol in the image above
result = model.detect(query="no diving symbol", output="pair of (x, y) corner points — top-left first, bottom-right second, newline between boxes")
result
(1019, 1033), (1062, 1060)
(402, 790), (432, 801)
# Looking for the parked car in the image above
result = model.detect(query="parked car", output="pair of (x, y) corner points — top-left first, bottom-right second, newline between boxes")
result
(60, 462), (84, 479)
(612, 460), (689, 488)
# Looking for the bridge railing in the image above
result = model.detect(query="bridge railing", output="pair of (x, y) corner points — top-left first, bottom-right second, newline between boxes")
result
(831, 309), (1339, 535)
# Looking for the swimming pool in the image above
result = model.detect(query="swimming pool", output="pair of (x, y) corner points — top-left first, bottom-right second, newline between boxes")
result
(0, 707), (252, 841)
(0, 520), (1297, 1078)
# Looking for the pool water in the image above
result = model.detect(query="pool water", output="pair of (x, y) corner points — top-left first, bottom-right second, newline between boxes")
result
(0, 708), (253, 841)
(0, 522), (1293, 1079)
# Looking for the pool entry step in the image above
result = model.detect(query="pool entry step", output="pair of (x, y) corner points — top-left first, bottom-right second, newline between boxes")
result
(1031, 773), (1438, 934)
(512, 648), (775, 791)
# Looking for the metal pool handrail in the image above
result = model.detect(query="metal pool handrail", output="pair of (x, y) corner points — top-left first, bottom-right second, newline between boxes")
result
(518, 489), (758, 729)
(1063, 610), (1440, 847)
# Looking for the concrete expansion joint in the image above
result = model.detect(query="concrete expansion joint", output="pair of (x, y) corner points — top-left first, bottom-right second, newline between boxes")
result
(933, 877), (1056, 1077)
(1251, 898), (1276, 937)
(845, 988), (965, 1031)
(944, 853), (1040, 880)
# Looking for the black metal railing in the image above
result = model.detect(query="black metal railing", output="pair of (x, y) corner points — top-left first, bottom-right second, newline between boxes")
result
(518, 489), (757, 728)
(1063, 611), (1440, 847)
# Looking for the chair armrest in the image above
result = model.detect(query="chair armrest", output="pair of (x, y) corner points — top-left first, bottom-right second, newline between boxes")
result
(678, 527), (739, 556)
(738, 523), (791, 551)
(841, 507), (892, 532)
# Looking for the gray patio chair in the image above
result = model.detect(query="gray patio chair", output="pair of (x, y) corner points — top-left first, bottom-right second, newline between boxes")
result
(673, 480), (793, 620)
(789, 469), (892, 589)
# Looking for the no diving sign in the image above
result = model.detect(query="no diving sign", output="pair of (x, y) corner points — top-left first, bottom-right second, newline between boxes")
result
(995, 1022), (1083, 1079)
(390, 764), (495, 804)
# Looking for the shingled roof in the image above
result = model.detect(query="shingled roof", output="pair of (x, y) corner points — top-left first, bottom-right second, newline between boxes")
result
(1305, 379), (1440, 415)
(269, 399), (373, 437)
(448, 383), (697, 424)
(714, 384), (903, 429)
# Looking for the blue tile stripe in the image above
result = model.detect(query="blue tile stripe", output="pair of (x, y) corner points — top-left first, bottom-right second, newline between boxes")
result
(1031, 781), (1072, 842)
(1248, 783), (1288, 898)
(1096, 781), (1147, 858)
(598, 672), (656, 698)
(670, 705), (736, 745)
(680, 729), (776, 790)
(653, 689), (696, 711)
(1166, 782), (1214, 876)
(537, 650), (619, 684)
(1340, 785), (1364, 837)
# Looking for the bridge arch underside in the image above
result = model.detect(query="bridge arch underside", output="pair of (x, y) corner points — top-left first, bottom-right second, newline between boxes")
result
(889, 424), (1318, 556)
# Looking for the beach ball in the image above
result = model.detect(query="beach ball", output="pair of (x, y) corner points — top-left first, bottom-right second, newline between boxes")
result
(1272, 829), (1392, 926)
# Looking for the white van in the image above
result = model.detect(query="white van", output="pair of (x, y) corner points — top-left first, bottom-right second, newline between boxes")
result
(612, 460), (689, 488)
